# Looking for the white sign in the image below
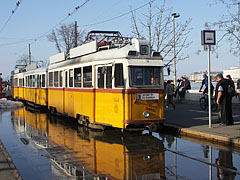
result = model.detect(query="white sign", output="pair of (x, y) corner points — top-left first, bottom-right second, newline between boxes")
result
(201, 30), (216, 45)
(136, 93), (159, 100)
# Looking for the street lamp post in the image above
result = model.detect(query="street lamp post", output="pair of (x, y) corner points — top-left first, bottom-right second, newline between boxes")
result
(172, 13), (180, 86)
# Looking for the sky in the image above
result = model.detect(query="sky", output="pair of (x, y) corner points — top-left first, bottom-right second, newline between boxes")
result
(0, 0), (239, 80)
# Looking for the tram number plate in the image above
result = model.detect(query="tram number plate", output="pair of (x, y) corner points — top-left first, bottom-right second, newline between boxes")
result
(136, 93), (159, 100)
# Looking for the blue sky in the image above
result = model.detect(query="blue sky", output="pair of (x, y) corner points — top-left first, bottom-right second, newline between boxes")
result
(0, 0), (239, 79)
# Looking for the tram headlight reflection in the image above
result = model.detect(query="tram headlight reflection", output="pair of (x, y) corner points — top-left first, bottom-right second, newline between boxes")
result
(143, 111), (150, 118)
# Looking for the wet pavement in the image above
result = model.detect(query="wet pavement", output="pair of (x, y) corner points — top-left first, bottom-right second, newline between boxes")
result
(0, 107), (239, 180)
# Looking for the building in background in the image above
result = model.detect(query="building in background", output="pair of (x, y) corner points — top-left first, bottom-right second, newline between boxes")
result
(189, 71), (222, 82)
(223, 67), (240, 82)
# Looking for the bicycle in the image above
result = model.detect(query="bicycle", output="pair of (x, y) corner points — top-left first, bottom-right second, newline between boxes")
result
(199, 91), (217, 111)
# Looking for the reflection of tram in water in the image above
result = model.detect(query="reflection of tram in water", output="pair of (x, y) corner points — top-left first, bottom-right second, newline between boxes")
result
(13, 109), (166, 179)
(12, 31), (165, 131)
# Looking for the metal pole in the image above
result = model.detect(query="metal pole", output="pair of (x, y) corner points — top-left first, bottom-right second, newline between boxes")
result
(209, 146), (212, 180)
(173, 17), (176, 86)
(74, 21), (78, 48)
(208, 45), (212, 128)
(174, 137), (177, 180)
(28, 44), (31, 65)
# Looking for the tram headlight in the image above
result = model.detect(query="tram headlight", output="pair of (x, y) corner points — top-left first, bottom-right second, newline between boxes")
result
(143, 111), (150, 118)
(143, 155), (151, 161)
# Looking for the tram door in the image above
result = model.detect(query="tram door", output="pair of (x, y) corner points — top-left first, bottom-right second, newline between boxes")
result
(95, 65), (113, 124)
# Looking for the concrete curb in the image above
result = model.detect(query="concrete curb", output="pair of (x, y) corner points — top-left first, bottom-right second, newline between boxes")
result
(165, 123), (240, 147)
(179, 128), (240, 147)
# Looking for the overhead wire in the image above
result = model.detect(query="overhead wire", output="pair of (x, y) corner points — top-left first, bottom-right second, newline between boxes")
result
(15, 0), (90, 54)
(15, 0), (153, 54)
(80, 0), (156, 27)
(0, 0), (23, 33)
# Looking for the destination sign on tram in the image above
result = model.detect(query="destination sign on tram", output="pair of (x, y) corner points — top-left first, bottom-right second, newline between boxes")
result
(136, 93), (159, 100)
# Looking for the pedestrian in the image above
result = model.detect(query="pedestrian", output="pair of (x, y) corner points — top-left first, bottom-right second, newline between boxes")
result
(215, 73), (233, 125)
(165, 80), (176, 110)
(182, 77), (191, 91)
(199, 73), (214, 96)
(226, 75), (236, 95)
(237, 78), (240, 100)
(176, 77), (185, 98)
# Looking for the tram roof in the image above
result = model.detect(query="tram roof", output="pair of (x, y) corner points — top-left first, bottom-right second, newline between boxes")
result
(48, 38), (163, 70)
(13, 66), (47, 77)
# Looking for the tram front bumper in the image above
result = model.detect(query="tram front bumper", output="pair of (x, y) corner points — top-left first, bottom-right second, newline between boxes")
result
(123, 118), (166, 125)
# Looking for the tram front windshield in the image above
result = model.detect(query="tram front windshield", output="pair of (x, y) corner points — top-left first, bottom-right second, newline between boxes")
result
(130, 66), (161, 87)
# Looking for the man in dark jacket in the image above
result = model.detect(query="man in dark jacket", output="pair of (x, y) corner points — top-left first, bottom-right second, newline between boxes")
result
(215, 73), (233, 125)
(165, 80), (175, 110)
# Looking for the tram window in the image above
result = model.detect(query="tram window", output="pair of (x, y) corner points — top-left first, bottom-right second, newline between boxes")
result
(22, 78), (24, 87)
(130, 66), (161, 87)
(97, 67), (104, 88)
(65, 71), (68, 88)
(69, 69), (73, 87)
(29, 75), (32, 87)
(83, 66), (92, 87)
(114, 64), (124, 88)
(19, 79), (22, 87)
(49, 72), (53, 87)
(59, 71), (63, 87)
(32, 75), (35, 88)
(28, 76), (30, 87)
(54, 71), (58, 87)
(39, 75), (42, 88)
(42, 74), (45, 88)
(37, 75), (40, 88)
(25, 77), (27, 87)
(14, 78), (18, 87)
(27, 76), (29, 87)
(74, 68), (81, 87)
(106, 66), (112, 89)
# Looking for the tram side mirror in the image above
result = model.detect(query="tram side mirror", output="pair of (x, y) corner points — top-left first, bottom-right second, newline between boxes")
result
(167, 67), (170, 76)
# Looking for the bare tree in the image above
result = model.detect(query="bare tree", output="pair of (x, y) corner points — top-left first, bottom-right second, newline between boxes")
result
(16, 54), (31, 67)
(47, 22), (85, 55)
(131, 0), (192, 67)
(205, 0), (240, 56)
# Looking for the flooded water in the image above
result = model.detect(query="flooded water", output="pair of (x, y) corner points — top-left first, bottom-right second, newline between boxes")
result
(0, 107), (239, 180)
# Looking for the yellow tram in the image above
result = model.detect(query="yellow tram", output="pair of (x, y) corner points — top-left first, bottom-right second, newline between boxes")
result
(13, 64), (48, 107)
(12, 30), (165, 131)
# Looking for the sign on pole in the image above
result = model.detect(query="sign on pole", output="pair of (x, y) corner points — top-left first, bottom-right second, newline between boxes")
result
(201, 30), (216, 45)
(201, 30), (216, 128)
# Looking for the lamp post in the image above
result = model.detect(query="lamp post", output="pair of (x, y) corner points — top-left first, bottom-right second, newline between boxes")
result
(172, 13), (180, 86)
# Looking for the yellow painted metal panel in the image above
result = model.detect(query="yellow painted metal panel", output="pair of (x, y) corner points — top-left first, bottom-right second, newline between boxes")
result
(13, 87), (19, 99)
(18, 87), (24, 99)
(48, 89), (64, 113)
(75, 91), (94, 121)
(95, 92), (124, 128)
(64, 90), (75, 117)
(35, 89), (48, 106)
(24, 88), (36, 103)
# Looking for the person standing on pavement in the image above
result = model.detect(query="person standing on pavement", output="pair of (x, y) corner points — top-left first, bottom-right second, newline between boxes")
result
(226, 75), (235, 88)
(215, 73), (233, 125)
(165, 80), (176, 110)
(237, 78), (240, 100)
